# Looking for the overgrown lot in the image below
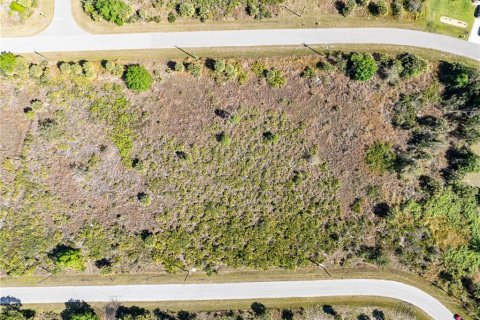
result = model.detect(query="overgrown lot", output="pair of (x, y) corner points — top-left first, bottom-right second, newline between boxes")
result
(0, 51), (480, 316)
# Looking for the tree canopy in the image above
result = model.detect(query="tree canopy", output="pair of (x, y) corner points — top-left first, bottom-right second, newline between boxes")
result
(125, 65), (153, 92)
(349, 53), (378, 81)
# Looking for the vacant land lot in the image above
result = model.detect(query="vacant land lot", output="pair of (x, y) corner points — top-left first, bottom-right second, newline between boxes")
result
(0, 50), (479, 317)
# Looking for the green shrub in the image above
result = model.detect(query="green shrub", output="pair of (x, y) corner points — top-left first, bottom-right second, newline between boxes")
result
(82, 61), (97, 78)
(263, 131), (279, 143)
(447, 146), (480, 179)
(365, 141), (396, 173)
(368, 0), (388, 16)
(52, 246), (85, 271)
(29, 64), (43, 78)
(187, 62), (203, 77)
(349, 53), (378, 81)
(458, 114), (480, 143)
(214, 59), (226, 73)
(9, 1), (25, 13)
(391, 0), (403, 18)
(174, 61), (185, 72)
(71, 63), (83, 76)
(341, 0), (357, 16)
(391, 94), (424, 129)
(137, 192), (151, 206)
(167, 11), (177, 22)
(266, 68), (286, 88)
(403, 0), (423, 12)
(0, 52), (17, 75)
(224, 63), (238, 80)
(125, 65), (153, 92)
(31, 100), (43, 111)
(251, 61), (267, 77)
(178, 3), (195, 17)
(351, 198), (364, 213)
(301, 66), (317, 79)
(443, 246), (480, 278)
(216, 132), (231, 146)
(398, 53), (428, 79)
(38, 118), (64, 141)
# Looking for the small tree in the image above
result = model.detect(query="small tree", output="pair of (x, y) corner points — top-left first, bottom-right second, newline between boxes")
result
(0, 52), (17, 75)
(137, 192), (151, 206)
(216, 132), (231, 146)
(94, 0), (132, 25)
(61, 300), (99, 320)
(174, 61), (185, 72)
(125, 65), (153, 92)
(349, 53), (378, 81)
(266, 68), (286, 88)
(82, 61), (97, 78)
(187, 62), (203, 77)
(391, 0), (403, 18)
(341, 0), (357, 16)
(167, 11), (177, 22)
(301, 66), (317, 78)
(398, 53), (428, 78)
(29, 64), (44, 79)
(213, 59), (226, 73)
(52, 246), (85, 271)
(368, 0), (388, 16)
(178, 3), (195, 17)
(365, 141), (396, 173)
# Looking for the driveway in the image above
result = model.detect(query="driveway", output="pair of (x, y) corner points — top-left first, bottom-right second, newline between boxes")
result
(1, 279), (455, 320)
(468, 16), (480, 44)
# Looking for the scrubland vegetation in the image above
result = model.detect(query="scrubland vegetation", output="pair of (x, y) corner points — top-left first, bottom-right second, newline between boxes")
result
(0, 50), (480, 317)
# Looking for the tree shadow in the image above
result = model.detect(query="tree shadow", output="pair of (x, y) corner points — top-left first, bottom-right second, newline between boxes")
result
(373, 202), (390, 218)
(60, 299), (95, 320)
(334, 0), (345, 14)
(116, 306), (149, 319)
(153, 309), (176, 320)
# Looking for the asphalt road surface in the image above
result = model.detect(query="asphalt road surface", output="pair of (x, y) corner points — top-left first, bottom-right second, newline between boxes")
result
(0, 0), (479, 61)
(2, 279), (454, 320)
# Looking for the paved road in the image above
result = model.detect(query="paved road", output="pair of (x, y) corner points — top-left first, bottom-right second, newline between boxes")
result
(0, 0), (479, 60)
(1, 279), (454, 320)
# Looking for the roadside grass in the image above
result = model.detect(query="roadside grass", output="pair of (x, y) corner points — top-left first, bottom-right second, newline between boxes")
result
(23, 296), (433, 320)
(1, 266), (468, 318)
(24, 44), (480, 68)
(425, 0), (475, 39)
(0, 0), (54, 37)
